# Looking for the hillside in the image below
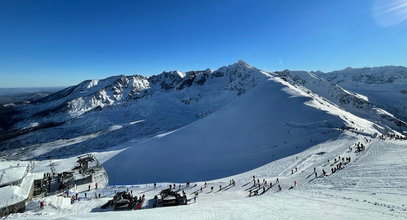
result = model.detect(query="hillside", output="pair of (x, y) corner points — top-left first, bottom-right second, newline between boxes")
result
(103, 73), (386, 184)
(318, 66), (407, 122)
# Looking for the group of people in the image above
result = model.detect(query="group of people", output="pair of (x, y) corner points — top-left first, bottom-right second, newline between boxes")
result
(248, 175), (282, 197)
(354, 142), (365, 153)
(134, 194), (146, 209)
(291, 167), (298, 175)
(378, 133), (406, 141)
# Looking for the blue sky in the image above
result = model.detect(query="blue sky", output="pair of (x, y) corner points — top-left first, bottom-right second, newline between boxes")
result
(1, 0), (407, 87)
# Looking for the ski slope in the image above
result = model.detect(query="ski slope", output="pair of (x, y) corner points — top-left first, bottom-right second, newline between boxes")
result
(103, 77), (354, 184)
(5, 135), (406, 220)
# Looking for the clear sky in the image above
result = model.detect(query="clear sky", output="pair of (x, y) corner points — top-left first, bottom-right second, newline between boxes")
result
(1, 0), (407, 87)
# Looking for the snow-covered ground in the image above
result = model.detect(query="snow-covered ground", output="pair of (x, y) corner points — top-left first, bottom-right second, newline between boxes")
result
(3, 134), (406, 219)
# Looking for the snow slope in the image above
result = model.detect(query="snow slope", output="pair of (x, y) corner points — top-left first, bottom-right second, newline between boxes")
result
(5, 134), (407, 220)
(276, 70), (407, 133)
(103, 75), (381, 184)
(318, 66), (407, 122)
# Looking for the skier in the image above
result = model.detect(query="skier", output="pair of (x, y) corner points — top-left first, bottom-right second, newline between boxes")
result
(153, 195), (158, 208)
(276, 178), (279, 183)
(183, 194), (187, 205)
(210, 186), (214, 192)
(315, 172), (317, 178)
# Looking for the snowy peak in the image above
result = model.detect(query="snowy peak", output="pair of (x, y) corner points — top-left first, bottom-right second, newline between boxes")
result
(228, 60), (254, 69)
(218, 60), (257, 73)
(149, 70), (186, 90)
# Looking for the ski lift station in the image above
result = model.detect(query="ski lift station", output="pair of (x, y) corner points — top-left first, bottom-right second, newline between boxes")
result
(0, 154), (108, 217)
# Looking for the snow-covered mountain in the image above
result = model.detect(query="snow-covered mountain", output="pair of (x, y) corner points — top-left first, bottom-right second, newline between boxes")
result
(317, 66), (407, 122)
(0, 61), (405, 162)
(1, 61), (407, 220)
(0, 61), (270, 159)
(276, 70), (406, 132)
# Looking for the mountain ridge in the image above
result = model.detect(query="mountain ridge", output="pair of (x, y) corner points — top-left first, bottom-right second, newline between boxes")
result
(0, 61), (405, 160)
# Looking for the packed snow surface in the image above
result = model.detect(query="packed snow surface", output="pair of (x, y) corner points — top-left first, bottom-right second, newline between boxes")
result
(4, 135), (407, 220)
